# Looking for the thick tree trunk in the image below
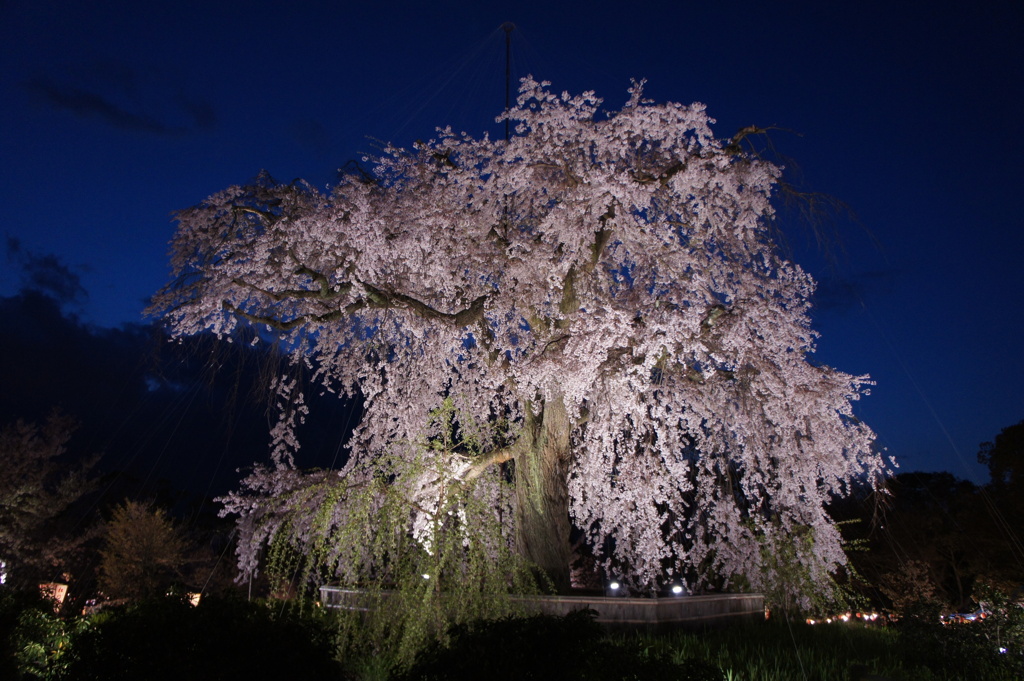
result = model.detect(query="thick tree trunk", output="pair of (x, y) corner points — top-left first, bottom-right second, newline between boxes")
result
(513, 394), (573, 593)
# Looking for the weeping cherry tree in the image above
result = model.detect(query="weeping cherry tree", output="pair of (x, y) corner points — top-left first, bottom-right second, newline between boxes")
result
(151, 78), (887, 608)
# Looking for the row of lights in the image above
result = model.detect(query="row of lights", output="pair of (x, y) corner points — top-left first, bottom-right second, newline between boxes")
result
(423, 573), (695, 596)
(606, 581), (687, 596)
(806, 612), (880, 625)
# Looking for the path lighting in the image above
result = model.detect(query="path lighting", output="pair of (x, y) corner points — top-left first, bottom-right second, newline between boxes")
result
(671, 585), (684, 595)
(606, 580), (621, 597)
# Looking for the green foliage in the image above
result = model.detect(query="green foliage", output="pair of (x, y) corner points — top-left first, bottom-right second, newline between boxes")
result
(262, 399), (540, 671)
(745, 519), (860, 618)
(0, 587), (82, 680)
(395, 609), (724, 681)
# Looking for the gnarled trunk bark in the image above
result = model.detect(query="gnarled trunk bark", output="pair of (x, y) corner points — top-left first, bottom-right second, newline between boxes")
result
(513, 394), (573, 593)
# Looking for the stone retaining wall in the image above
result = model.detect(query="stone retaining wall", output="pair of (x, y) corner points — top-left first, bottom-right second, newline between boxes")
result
(319, 587), (764, 631)
(511, 593), (764, 630)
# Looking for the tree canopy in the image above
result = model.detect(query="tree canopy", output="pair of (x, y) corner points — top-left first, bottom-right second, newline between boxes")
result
(0, 413), (97, 587)
(978, 418), (1023, 489)
(152, 78), (886, 606)
(98, 501), (190, 601)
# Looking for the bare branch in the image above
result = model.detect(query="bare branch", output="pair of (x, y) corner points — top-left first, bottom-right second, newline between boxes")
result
(358, 281), (488, 327)
(231, 277), (353, 302)
(461, 444), (520, 481)
(221, 300), (351, 331)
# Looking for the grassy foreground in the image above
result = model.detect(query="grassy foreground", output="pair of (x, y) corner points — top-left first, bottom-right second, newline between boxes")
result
(3, 589), (1021, 680)
(390, 613), (1021, 681)
(619, 619), (1014, 681)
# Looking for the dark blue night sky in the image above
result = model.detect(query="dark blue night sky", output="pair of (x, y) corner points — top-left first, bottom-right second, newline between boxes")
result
(1, 0), (1021, 487)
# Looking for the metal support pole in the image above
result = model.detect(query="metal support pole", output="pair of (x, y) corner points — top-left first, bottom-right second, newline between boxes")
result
(502, 22), (515, 142)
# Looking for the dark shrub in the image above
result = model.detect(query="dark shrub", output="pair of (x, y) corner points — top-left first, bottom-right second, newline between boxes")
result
(61, 595), (341, 681)
(895, 591), (1024, 681)
(0, 587), (78, 680)
(396, 609), (723, 681)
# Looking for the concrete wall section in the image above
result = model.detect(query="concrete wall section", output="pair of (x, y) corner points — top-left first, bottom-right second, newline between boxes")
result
(512, 593), (764, 630)
(320, 587), (764, 631)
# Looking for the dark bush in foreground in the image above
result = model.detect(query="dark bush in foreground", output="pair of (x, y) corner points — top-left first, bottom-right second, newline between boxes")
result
(895, 594), (1024, 681)
(61, 595), (341, 681)
(394, 609), (723, 681)
(1, 587), (78, 680)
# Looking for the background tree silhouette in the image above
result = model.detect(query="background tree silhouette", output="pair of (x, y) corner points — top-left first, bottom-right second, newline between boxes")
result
(978, 419), (1024, 489)
(0, 413), (98, 589)
(98, 501), (190, 601)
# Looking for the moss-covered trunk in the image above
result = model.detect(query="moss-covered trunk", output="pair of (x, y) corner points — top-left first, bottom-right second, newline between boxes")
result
(513, 394), (573, 593)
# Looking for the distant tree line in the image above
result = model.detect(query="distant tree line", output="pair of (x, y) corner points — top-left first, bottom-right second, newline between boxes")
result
(831, 418), (1024, 614)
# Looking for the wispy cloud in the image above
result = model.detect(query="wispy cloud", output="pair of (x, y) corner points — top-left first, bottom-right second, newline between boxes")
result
(812, 270), (897, 314)
(22, 61), (216, 136)
(5, 237), (87, 307)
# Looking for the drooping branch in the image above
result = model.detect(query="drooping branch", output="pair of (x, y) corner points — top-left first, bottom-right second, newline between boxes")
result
(293, 264), (347, 299)
(232, 205), (279, 223)
(725, 125), (770, 156)
(220, 275), (486, 331)
(221, 300), (352, 331)
(231, 275), (353, 302)
(358, 281), (488, 327)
